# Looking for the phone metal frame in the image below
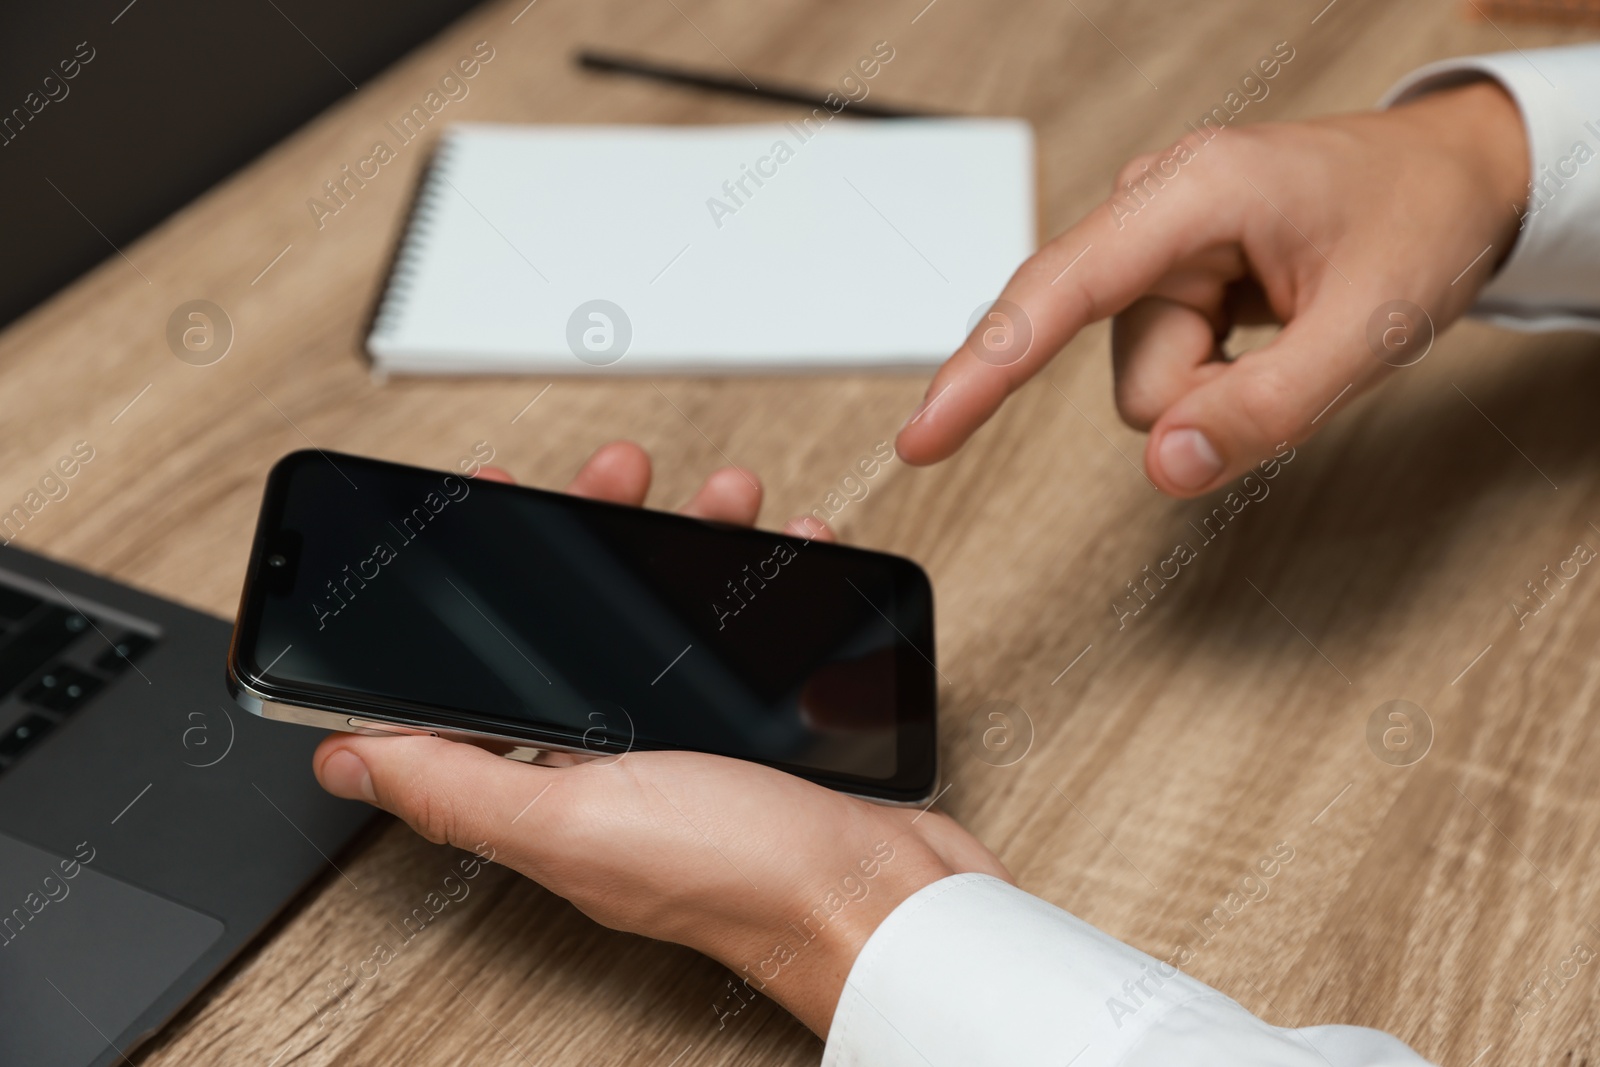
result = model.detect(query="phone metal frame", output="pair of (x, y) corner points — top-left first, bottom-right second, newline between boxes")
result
(227, 669), (936, 806)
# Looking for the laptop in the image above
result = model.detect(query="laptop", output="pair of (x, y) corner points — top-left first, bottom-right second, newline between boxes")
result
(0, 544), (374, 1066)
(0, 1), (487, 1062)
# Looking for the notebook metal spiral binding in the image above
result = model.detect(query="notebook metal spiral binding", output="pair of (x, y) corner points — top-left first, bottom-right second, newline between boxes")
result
(370, 131), (464, 344)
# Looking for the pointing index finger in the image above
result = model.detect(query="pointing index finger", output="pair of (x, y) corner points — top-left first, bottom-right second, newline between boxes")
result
(894, 176), (1221, 465)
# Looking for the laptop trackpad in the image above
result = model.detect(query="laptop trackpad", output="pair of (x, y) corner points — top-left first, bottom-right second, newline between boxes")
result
(0, 833), (225, 1066)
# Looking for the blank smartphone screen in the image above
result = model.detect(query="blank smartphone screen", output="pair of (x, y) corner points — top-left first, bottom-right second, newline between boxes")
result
(234, 452), (936, 800)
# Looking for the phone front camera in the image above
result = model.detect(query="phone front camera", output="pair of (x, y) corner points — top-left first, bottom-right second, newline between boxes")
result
(266, 554), (288, 568)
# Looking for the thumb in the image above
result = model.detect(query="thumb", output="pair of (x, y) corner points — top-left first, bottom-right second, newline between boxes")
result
(1143, 303), (1383, 496)
(314, 733), (557, 854)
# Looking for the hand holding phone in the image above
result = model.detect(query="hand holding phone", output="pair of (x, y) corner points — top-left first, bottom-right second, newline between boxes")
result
(308, 443), (1012, 1036)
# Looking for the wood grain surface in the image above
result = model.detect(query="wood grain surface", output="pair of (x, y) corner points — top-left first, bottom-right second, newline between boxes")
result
(6, 0), (1597, 1063)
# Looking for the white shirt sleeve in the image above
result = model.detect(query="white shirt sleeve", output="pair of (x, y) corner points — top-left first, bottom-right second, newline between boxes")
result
(1379, 44), (1600, 333)
(820, 874), (1433, 1067)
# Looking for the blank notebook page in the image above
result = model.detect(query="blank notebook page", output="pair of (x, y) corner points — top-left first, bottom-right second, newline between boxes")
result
(367, 120), (1035, 375)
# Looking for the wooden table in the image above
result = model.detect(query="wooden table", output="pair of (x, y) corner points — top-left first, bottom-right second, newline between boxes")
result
(8, 0), (1596, 1062)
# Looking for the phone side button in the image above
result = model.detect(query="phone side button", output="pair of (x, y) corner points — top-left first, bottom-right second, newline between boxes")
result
(347, 718), (439, 738)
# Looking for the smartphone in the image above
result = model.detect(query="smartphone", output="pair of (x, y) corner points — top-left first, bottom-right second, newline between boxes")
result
(227, 451), (938, 804)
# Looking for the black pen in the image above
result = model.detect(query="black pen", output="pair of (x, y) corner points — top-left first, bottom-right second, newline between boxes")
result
(575, 48), (945, 119)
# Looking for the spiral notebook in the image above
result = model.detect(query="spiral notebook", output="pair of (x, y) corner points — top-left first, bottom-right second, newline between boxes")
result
(367, 120), (1035, 375)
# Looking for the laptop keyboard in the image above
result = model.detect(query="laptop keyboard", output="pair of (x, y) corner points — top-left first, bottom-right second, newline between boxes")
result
(0, 582), (155, 772)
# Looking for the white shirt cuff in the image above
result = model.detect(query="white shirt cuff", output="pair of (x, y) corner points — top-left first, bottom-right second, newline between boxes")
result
(1379, 45), (1600, 333)
(821, 873), (1434, 1067)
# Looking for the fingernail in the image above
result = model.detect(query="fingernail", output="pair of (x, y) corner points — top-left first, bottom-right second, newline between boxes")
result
(1157, 429), (1223, 490)
(321, 749), (376, 803)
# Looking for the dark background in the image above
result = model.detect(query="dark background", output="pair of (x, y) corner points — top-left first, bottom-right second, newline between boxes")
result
(0, 0), (482, 328)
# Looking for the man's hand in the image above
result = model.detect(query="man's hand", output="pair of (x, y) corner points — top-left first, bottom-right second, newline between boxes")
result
(313, 441), (1011, 1036)
(896, 81), (1530, 496)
